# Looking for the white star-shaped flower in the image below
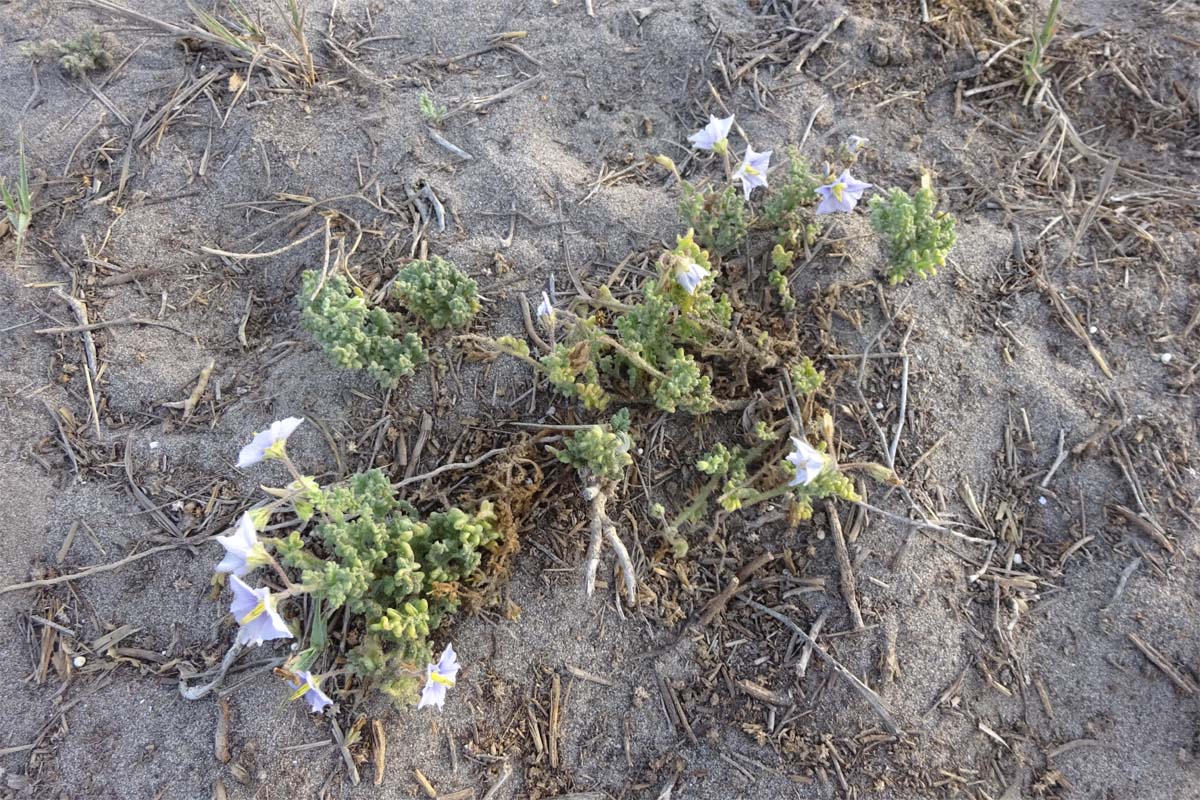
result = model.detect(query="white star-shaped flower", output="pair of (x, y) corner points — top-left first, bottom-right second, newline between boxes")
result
(237, 417), (304, 468)
(786, 436), (827, 487)
(688, 114), (735, 153)
(417, 643), (460, 710)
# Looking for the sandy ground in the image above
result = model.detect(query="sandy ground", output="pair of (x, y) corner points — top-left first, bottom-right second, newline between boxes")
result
(1, 0), (1199, 798)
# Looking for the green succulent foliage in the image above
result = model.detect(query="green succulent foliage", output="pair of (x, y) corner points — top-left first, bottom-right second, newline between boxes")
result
(753, 420), (778, 442)
(788, 459), (861, 521)
(418, 91), (447, 124)
(698, 443), (756, 512)
(300, 270), (426, 387)
(542, 338), (610, 412)
(769, 244), (796, 311)
(610, 231), (729, 414)
(868, 174), (957, 285)
(275, 469), (500, 703)
(789, 356), (824, 395)
(763, 146), (820, 253)
(680, 181), (747, 258)
(550, 409), (634, 482)
(761, 147), (820, 233)
(22, 29), (113, 77)
(393, 256), (481, 329)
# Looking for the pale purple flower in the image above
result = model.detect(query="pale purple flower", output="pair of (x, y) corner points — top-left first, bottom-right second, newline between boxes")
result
(417, 643), (460, 710)
(733, 146), (772, 200)
(289, 670), (333, 714)
(215, 512), (269, 576)
(229, 575), (293, 647)
(237, 417), (303, 468)
(536, 292), (554, 324)
(847, 135), (869, 154)
(786, 436), (827, 487)
(688, 114), (734, 153)
(673, 258), (709, 295)
(815, 170), (872, 215)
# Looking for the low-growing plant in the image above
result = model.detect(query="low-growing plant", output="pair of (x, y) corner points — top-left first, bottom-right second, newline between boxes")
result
(468, 113), (951, 557)
(213, 419), (501, 708)
(300, 257), (479, 386)
(300, 270), (426, 387)
(276, 469), (500, 701)
(393, 256), (481, 330)
(760, 146), (820, 247)
(478, 229), (751, 415)
(769, 244), (797, 311)
(869, 173), (957, 284)
(680, 181), (747, 258)
(1, 136), (32, 264)
(22, 29), (113, 77)
(550, 408), (634, 482)
(1023, 0), (1061, 93)
(549, 409), (638, 597)
(418, 91), (448, 125)
(654, 375), (865, 555)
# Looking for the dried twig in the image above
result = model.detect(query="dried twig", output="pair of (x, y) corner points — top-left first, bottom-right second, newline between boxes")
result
(827, 503), (865, 631)
(1127, 633), (1197, 694)
(785, 12), (847, 73)
(163, 358), (215, 421)
(51, 287), (102, 438)
(0, 537), (207, 596)
(744, 599), (902, 735)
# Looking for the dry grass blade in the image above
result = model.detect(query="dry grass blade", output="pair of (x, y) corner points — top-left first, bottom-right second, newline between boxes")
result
(744, 599), (903, 735)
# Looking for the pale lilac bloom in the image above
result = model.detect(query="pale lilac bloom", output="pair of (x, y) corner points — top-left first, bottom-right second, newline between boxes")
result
(786, 436), (827, 487)
(687, 114), (734, 152)
(733, 146), (772, 200)
(536, 292), (554, 324)
(847, 135), (869, 154)
(229, 575), (293, 646)
(215, 512), (269, 576)
(673, 259), (709, 295)
(417, 643), (460, 710)
(289, 670), (334, 714)
(237, 417), (303, 468)
(815, 170), (872, 215)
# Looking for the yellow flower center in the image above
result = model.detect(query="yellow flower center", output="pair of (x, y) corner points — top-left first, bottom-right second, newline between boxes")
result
(429, 672), (455, 687)
(289, 681), (313, 702)
(832, 181), (845, 201)
(742, 164), (760, 177)
(240, 599), (267, 624)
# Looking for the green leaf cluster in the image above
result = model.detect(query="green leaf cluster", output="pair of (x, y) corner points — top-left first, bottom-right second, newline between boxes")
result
(789, 356), (824, 395)
(769, 244), (796, 311)
(300, 271), (426, 387)
(680, 181), (747, 258)
(868, 175), (957, 285)
(761, 146), (820, 248)
(550, 410), (634, 482)
(393, 256), (481, 329)
(789, 463), (861, 521)
(22, 29), (113, 78)
(609, 231), (731, 413)
(699, 443), (756, 512)
(275, 469), (500, 702)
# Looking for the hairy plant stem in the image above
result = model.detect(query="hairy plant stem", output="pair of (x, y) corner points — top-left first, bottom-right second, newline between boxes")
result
(581, 472), (637, 603)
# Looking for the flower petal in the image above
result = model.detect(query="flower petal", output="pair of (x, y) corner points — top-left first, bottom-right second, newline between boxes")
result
(237, 417), (304, 468)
